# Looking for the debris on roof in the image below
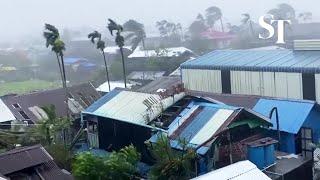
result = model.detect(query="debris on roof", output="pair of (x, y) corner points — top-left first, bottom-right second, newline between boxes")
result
(83, 89), (185, 128)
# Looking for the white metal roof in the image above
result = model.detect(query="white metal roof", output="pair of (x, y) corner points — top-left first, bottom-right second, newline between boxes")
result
(103, 46), (131, 54)
(85, 90), (185, 127)
(128, 47), (193, 58)
(0, 99), (16, 122)
(192, 160), (271, 180)
(96, 81), (134, 92)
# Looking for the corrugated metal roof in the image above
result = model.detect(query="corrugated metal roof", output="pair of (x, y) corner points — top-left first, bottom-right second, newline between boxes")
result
(0, 99), (15, 122)
(187, 90), (260, 108)
(253, 98), (315, 134)
(181, 50), (320, 73)
(192, 160), (271, 180)
(0, 145), (52, 175)
(152, 101), (238, 154)
(2, 83), (100, 123)
(83, 89), (185, 127)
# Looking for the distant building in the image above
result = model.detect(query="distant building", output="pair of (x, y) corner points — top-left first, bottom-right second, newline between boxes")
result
(96, 81), (135, 93)
(0, 145), (73, 180)
(128, 47), (194, 60)
(127, 71), (166, 83)
(201, 29), (236, 49)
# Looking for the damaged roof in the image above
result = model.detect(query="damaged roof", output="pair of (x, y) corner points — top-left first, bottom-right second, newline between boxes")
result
(149, 100), (271, 155)
(83, 89), (185, 128)
(1, 83), (100, 123)
(0, 145), (73, 180)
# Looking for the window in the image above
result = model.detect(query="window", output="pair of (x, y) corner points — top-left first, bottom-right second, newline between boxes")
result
(18, 111), (30, 119)
(12, 103), (21, 109)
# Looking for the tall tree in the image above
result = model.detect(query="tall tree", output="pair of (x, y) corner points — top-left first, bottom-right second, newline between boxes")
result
(43, 24), (68, 108)
(88, 31), (111, 92)
(156, 20), (182, 41)
(107, 19), (127, 88)
(205, 6), (223, 31)
(123, 20), (146, 52)
(241, 13), (255, 37)
(268, 3), (296, 22)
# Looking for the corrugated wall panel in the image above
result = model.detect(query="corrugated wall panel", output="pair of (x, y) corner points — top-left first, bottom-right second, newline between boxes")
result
(181, 69), (222, 93)
(275, 72), (288, 98)
(315, 74), (320, 102)
(275, 72), (303, 99)
(287, 73), (303, 99)
(262, 72), (275, 97)
(231, 71), (263, 95)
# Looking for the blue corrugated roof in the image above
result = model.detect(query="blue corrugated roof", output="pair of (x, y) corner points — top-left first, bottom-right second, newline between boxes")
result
(253, 98), (316, 134)
(181, 50), (320, 73)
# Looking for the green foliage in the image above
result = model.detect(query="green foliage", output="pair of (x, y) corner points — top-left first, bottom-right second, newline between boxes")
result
(0, 80), (60, 96)
(73, 152), (106, 180)
(43, 24), (66, 56)
(148, 135), (196, 180)
(88, 31), (105, 52)
(29, 105), (72, 146)
(108, 19), (125, 48)
(72, 145), (141, 180)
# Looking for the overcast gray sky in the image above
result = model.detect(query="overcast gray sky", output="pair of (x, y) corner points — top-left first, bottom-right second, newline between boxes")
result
(1, 0), (319, 43)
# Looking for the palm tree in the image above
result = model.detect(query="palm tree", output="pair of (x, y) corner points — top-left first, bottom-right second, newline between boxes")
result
(43, 24), (68, 107)
(148, 134), (196, 179)
(205, 6), (223, 31)
(123, 20), (146, 52)
(107, 19), (127, 88)
(241, 13), (255, 37)
(88, 31), (111, 92)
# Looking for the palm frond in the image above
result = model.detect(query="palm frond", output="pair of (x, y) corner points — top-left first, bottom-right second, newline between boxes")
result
(97, 40), (105, 51)
(88, 31), (101, 43)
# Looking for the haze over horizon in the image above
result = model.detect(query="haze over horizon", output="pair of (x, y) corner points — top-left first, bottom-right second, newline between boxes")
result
(1, 0), (319, 44)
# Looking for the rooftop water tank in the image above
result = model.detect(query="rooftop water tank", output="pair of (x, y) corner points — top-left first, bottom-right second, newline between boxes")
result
(247, 137), (278, 169)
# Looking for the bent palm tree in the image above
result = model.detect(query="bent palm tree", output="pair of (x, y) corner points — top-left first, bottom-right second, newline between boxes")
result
(43, 24), (68, 100)
(107, 19), (127, 88)
(88, 31), (111, 92)
(241, 13), (255, 37)
(205, 6), (223, 31)
(123, 20), (146, 52)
